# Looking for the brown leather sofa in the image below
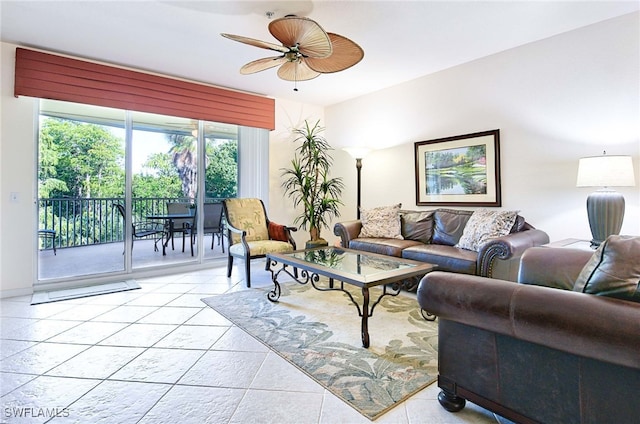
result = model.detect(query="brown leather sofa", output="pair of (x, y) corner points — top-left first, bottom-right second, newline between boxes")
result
(417, 246), (640, 424)
(334, 209), (549, 281)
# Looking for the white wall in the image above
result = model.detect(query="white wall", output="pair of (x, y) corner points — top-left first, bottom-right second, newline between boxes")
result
(1, 42), (38, 297)
(325, 12), (640, 242)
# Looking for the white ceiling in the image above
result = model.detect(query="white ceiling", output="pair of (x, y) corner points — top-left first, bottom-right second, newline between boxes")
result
(1, 1), (638, 107)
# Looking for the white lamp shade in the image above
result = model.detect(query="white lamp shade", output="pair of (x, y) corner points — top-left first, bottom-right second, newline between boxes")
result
(343, 147), (372, 160)
(576, 155), (636, 187)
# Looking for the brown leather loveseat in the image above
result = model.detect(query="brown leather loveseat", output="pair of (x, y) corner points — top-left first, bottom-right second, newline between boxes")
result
(334, 208), (549, 281)
(417, 237), (640, 423)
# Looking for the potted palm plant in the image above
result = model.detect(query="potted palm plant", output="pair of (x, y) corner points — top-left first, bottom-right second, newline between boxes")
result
(281, 120), (344, 248)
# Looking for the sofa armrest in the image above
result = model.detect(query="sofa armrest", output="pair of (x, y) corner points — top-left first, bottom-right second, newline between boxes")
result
(476, 228), (550, 278)
(518, 246), (593, 290)
(417, 271), (640, 369)
(333, 220), (363, 247)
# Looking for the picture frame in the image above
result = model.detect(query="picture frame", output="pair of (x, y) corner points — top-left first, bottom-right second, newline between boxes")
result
(414, 129), (501, 206)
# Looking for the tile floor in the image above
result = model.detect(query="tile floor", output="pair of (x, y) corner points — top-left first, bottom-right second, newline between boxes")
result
(1, 262), (499, 423)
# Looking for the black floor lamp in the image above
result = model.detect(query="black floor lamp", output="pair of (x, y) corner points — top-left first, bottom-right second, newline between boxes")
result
(344, 148), (372, 219)
(576, 152), (636, 247)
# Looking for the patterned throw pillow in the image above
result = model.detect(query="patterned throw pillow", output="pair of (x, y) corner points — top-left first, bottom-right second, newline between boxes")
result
(456, 209), (519, 252)
(573, 235), (640, 302)
(359, 204), (404, 239)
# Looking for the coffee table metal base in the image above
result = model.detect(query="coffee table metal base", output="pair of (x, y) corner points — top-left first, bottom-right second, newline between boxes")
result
(267, 260), (403, 348)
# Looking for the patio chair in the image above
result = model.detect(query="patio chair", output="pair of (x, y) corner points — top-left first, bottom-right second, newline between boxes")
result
(38, 229), (57, 255)
(187, 202), (225, 256)
(222, 198), (297, 287)
(114, 203), (164, 252)
(166, 202), (194, 253)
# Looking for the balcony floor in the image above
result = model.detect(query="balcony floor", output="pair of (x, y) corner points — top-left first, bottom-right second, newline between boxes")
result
(38, 234), (227, 281)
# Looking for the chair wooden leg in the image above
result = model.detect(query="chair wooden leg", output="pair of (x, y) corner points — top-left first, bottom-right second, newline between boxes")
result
(245, 258), (251, 288)
(227, 255), (233, 277)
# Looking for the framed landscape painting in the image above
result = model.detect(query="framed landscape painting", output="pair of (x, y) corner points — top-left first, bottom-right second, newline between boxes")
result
(414, 129), (501, 206)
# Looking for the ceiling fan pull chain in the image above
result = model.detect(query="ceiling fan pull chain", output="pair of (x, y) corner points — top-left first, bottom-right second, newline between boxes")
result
(294, 62), (299, 92)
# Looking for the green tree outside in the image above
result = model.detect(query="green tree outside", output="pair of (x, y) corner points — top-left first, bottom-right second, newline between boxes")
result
(40, 118), (125, 198)
(132, 152), (183, 199)
(205, 140), (237, 199)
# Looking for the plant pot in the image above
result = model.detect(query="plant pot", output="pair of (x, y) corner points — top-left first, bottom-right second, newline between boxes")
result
(305, 238), (328, 249)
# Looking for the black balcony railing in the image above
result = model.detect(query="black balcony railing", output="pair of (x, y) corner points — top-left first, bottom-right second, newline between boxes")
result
(39, 197), (225, 250)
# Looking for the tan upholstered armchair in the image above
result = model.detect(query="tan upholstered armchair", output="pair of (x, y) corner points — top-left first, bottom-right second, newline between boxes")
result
(222, 198), (297, 287)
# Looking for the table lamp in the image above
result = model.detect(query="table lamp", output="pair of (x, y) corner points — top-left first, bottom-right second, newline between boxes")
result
(576, 152), (636, 247)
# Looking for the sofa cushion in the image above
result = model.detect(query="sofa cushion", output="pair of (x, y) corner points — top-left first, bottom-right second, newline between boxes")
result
(400, 210), (435, 243)
(359, 203), (403, 239)
(349, 238), (422, 257)
(573, 235), (640, 302)
(456, 209), (519, 252)
(402, 244), (477, 275)
(433, 209), (472, 246)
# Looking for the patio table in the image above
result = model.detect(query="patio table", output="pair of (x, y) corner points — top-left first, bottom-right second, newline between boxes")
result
(146, 213), (194, 255)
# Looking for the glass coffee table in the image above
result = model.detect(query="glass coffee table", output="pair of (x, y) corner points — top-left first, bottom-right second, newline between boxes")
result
(266, 247), (436, 348)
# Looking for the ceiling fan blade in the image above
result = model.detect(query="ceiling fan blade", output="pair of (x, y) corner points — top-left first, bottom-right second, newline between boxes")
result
(268, 16), (332, 59)
(277, 60), (320, 82)
(240, 56), (287, 74)
(305, 33), (364, 73)
(221, 33), (289, 53)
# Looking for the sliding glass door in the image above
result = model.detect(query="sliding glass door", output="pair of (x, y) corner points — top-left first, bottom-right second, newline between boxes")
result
(202, 121), (237, 260)
(38, 102), (126, 280)
(130, 112), (199, 268)
(37, 100), (239, 283)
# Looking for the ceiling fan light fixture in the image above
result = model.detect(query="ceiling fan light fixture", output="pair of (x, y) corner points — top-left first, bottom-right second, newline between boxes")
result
(285, 51), (300, 62)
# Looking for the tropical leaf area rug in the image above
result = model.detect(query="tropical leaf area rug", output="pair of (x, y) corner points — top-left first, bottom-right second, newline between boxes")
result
(201, 280), (438, 420)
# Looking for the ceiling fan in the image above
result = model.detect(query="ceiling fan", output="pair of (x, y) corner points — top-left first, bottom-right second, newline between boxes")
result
(221, 15), (364, 89)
